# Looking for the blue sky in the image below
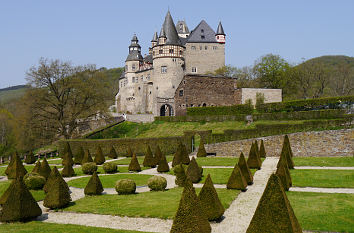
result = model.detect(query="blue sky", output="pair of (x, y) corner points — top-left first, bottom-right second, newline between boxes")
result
(0, 0), (353, 88)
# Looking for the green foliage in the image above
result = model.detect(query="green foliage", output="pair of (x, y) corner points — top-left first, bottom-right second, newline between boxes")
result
(186, 157), (203, 183)
(227, 164), (247, 191)
(147, 176), (167, 191)
(247, 142), (262, 169)
(82, 162), (98, 175)
(94, 146), (105, 165)
(23, 173), (46, 190)
(187, 103), (253, 116)
(84, 171), (103, 195)
(259, 140), (266, 158)
(276, 159), (291, 191)
(170, 185), (211, 233)
(198, 174), (225, 221)
(63, 142), (73, 159)
(154, 145), (163, 164)
(61, 163), (76, 177)
(6, 153), (28, 179)
(74, 146), (84, 165)
(127, 146), (133, 157)
(196, 140), (207, 157)
(24, 151), (36, 164)
(278, 135), (295, 169)
(157, 152), (170, 173)
(143, 145), (155, 167)
(128, 154), (141, 172)
(81, 149), (93, 164)
(31, 160), (41, 174)
(255, 93), (265, 110)
(43, 166), (69, 194)
(238, 152), (253, 185)
(115, 179), (136, 195)
(39, 158), (51, 180)
(174, 164), (188, 187)
(102, 162), (118, 174)
(0, 177), (42, 222)
(43, 175), (71, 209)
(62, 152), (74, 167)
(172, 142), (190, 167)
(246, 174), (302, 233)
(108, 146), (118, 159)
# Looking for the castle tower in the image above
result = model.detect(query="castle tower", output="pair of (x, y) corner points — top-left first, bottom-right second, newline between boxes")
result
(215, 22), (226, 43)
(176, 20), (190, 38)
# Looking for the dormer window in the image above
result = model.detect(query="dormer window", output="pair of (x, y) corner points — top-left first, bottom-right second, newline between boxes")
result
(201, 29), (204, 33)
(201, 35), (205, 40)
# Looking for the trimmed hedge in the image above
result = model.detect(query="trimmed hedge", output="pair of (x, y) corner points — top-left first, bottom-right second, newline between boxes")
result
(102, 162), (118, 173)
(147, 176), (167, 191)
(82, 162), (98, 175)
(23, 173), (46, 190)
(187, 103), (253, 116)
(115, 179), (136, 195)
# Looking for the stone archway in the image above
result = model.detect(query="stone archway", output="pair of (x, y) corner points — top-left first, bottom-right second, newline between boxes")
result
(160, 104), (174, 116)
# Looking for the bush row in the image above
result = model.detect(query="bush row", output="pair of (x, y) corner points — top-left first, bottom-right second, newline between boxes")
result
(257, 95), (354, 113)
(186, 103), (253, 116)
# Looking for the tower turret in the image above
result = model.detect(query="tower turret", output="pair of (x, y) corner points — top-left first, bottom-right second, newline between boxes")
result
(158, 27), (166, 45)
(215, 22), (226, 44)
(151, 32), (158, 47)
(125, 34), (143, 74)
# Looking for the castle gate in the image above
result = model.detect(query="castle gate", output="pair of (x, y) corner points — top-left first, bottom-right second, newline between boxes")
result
(160, 104), (174, 116)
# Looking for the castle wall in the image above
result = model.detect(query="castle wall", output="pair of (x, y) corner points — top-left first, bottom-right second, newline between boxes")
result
(235, 88), (282, 106)
(184, 42), (225, 74)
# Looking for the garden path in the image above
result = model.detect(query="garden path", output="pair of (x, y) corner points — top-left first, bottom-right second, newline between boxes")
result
(289, 187), (354, 194)
(294, 166), (354, 170)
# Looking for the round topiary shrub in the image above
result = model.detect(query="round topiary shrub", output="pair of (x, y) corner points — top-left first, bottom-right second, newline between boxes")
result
(103, 162), (118, 174)
(115, 179), (136, 195)
(23, 172), (46, 190)
(147, 176), (167, 191)
(82, 162), (98, 175)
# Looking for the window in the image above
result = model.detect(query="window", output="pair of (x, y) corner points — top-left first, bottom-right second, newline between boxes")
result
(149, 91), (152, 94)
(200, 46), (202, 50)
(191, 46), (196, 50)
(159, 49), (163, 54)
(201, 35), (205, 39)
(217, 36), (219, 39)
(205, 46), (208, 50)
(136, 77), (139, 83)
(202, 103), (207, 107)
(213, 46), (217, 50)
(179, 90), (184, 96)
(153, 51), (155, 55)
(201, 29), (204, 33)
(161, 66), (167, 73)
(132, 64), (136, 71)
(169, 49), (174, 53)
(138, 87), (141, 90)
(180, 50), (183, 55)
(147, 75), (150, 80)
(192, 67), (197, 73)
(141, 76), (143, 81)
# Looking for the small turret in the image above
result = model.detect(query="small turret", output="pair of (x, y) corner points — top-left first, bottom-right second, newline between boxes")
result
(151, 32), (158, 47)
(159, 27), (166, 45)
(215, 22), (225, 44)
(126, 34), (143, 62)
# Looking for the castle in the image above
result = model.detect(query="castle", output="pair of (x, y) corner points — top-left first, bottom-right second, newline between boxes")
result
(115, 11), (226, 116)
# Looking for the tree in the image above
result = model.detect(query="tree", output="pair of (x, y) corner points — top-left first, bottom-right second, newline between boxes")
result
(0, 109), (17, 158)
(25, 58), (111, 140)
(331, 62), (354, 96)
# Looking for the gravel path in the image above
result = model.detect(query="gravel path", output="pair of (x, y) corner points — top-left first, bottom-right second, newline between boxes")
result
(211, 157), (279, 233)
(290, 187), (354, 194)
(294, 166), (354, 170)
(202, 166), (234, 168)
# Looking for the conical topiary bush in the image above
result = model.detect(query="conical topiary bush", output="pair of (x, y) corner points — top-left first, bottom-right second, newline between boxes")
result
(94, 146), (105, 165)
(238, 152), (253, 185)
(43, 173), (71, 209)
(172, 143), (183, 167)
(39, 157), (51, 180)
(198, 174), (225, 221)
(276, 161), (290, 191)
(6, 153), (27, 179)
(84, 171), (103, 195)
(277, 156), (292, 188)
(247, 142), (262, 170)
(61, 161), (76, 177)
(126, 146), (133, 157)
(259, 139), (266, 158)
(128, 154), (141, 172)
(181, 142), (190, 165)
(154, 145), (163, 165)
(227, 164), (247, 191)
(170, 184), (211, 233)
(196, 140), (207, 157)
(25, 151), (36, 164)
(81, 149), (93, 164)
(74, 146), (84, 165)
(246, 174), (302, 233)
(43, 166), (69, 194)
(32, 160), (41, 174)
(108, 146), (118, 159)
(4, 153), (15, 176)
(174, 164), (188, 187)
(254, 140), (260, 158)
(186, 157), (202, 183)
(143, 145), (155, 168)
(0, 177), (42, 222)
(62, 152), (74, 167)
(284, 135), (294, 157)
(157, 152), (170, 173)
(63, 142), (73, 159)
(279, 137), (295, 169)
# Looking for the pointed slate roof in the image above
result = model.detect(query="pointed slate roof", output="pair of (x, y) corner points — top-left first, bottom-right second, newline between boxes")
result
(161, 11), (181, 45)
(187, 20), (217, 43)
(159, 27), (166, 38)
(152, 32), (158, 42)
(216, 22), (225, 35)
(176, 20), (190, 34)
(126, 34), (143, 62)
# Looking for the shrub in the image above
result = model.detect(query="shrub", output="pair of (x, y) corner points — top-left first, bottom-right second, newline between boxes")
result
(186, 103), (253, 116)
(39, 158), (51, 180)
(238, 152), (253, 185)
(61, 163), (76, 177)
(279, 135), (294, 169)
(82, 162), (98, 175)
(154, 145), (163, 164)
(6, 153), (27, 179)
(108, 146), (118, 159)
(196, 140), (207, 157)
(259, 140), (266, 158)
(246, 174), (302, 233)
(43, 166), (69, 194)
(174, 164), (188, 187)
(186, 157), (202, 183)
(170, 185), (211, 233)
(157, 153), (170, 173)
(31, 160), (41, 174)
(103, 162), (118, 174)
(147, 176), (167, 191)
(226, 164), (247, 191)
(198, 174), (225, 221)
(81, 149), (93, 164)
(143, 145), (155, 168)
(128, 154), (141, 172)
(84, 171), (103, 195)
(247, 142), (262, 170)
(94, 146), (105, 165)
(255, 92), (265, 110)
(115, 179), (136, 195)
(24, 151), (36, 164)
(23, 173), (46, 190)
(172, 142), (190, 167)
(74, 146), (84, 165)
(126, 146), (133, 157)
(276, 161), (290, 191)
(0, 177), (42, 222)
(62, 152), (74, 167)
(43, 175), (71, 209)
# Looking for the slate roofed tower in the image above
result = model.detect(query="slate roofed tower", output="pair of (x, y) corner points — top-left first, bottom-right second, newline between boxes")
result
(126, 34), (143, 62)
(215, 22), (226, 43)
(176, 20), (190, 38)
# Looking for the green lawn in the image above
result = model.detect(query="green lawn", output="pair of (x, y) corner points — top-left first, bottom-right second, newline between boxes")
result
(0, 165), (62, 176)
(112, 156), (173, 165)
(64, 187), (239, 219)
(196, 157), (238, 166)
(46, 159), (63, 165)
(0, 181), (45, 201)
(291, 169), (354, 188)
(287, 192), (354, 232)
(293, 156), (354, 167)
(68, 174), (153, 188)
(201, 168), (257, 184)
(0, 221), (147, 233)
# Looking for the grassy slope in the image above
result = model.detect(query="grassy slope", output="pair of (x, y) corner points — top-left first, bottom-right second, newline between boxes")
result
(291, 169), (354, 188)
(68, 174), (153, 188)
(0, 181), (45, 201)
(64, 187), (239, 219)
(287, 192), (354, 232)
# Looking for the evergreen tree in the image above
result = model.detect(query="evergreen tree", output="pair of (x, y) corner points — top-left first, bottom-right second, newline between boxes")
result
(246, 174), (302, 233)
(81, 149), (93, 164)
(238, 152), (254, 185)
(170, 184), (211, 233)
(108, 146), (118, 159)
(154, 145), (163, 164)
(84, 171), (103, 195)
(143, 145), (155, 167)
(44, 166), (69, 194)
(43, 174), (71, 209)
(94, 146), (105, 165)
(126, 146), (133, 157)
(128, 154), (141, 172)
(174, 164), (188, 187)
(6, 153), (27, 179)
(259, 140), (266, 158)
(157, 152), (170, 172)
(196, 140), (207, 157)
(0, 177), (42, 222)
(186, 157), (202, 183)
(32, 160), (41, 174)
(39, 157), (51, 180)
(62, 152), (74, 167)
(198, 174), (225, 221)
(61, 161), (76, 177)
(227, 164), (247, 191)
(74, 146), (84, 165)
(247, 142), (262, 169)
(24, 151), (36, 164)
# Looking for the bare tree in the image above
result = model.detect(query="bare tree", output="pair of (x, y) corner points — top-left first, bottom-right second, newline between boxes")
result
(331, 63), (354, 96)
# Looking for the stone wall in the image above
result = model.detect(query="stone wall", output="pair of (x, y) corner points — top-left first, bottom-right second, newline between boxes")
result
(235, 88), (282, 105)
(205, 129), (354, 157)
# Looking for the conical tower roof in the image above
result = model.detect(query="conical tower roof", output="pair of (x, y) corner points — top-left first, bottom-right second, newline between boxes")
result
(152, 32), (158, 42)
(216, 22), (225, 35)
(161, 11), (181, 46)
(126, 34), (143, 62)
